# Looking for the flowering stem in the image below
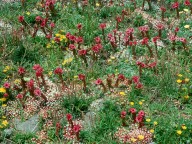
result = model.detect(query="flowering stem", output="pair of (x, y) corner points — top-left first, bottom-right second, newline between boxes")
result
(41, 93), (48, 102)
(155, 43), (159, 58)
(162, 11), (165, 21)
(59, 74), (67, 90)
(122, 118), (126, 126)
(139, 66), (142, 77)
(176, 8), (179, 19)
(114, 79), (119, 87)
(102, 29), (106, 43)
(107, 77), (113, 89)
(82, 80), (87, 92)
(101, 82), (107, 92)
(147, 0), (152, 10)
(142, 0), (145, 10)
(131, 46), (137, 59)
(158, 30), (162, 38)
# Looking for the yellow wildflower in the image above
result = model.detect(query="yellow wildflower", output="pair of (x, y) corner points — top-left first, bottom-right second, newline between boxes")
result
(46, 43), (51, 48)
(119, 92), (126, 96)
(26, 11), (31, 15)
(139, 101), (143, 105)
(179, 11), (183, 14)
(150, 129), (154, 133)
(181, 125), (187, 130)
(176, 130), (182, 135)
(74, 75), (78, 79)
(2, 104), (7, 107)
(2, 120), (8, 126)
(130, 137), (137, 142)
(110, 56), (116, 60)
(3, 66), (11, 73)
(14, 79), (21, 84)
(184, 95), (189, 100)
(176, 79), (182, 84)
(184, 25), (190, 29)
(96, 3), (100, 7)
(146, 119), (151, 122)
(48, 71), (52, 76)
(51, 40), (55, 44)
(0, 87), (6, 93)
(130, 102), (134, 106)
(107, 59), (112, 64)
(185, 78), (189, 82)
(55, 33), (61, 37)
(62, 58), (73, 66)
(177, 74), (182, 77)
(138, 135), (144, 140)
(0, 98), (7, 102)
(2, 116), (6, 119)
(0, 125), (3, 129)
(154, 121), (158, 126)
(184, 9), (189, 12)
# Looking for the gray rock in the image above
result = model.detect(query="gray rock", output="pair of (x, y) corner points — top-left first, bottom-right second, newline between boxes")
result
(83, 112), (97, 130)
(13, 114), (39, 133)
(3, 128), (13, 137)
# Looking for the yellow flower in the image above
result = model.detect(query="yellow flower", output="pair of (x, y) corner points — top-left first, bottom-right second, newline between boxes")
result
(55, 33), (61, 37)
(139, 101), (143, 105)
(0, 125), (3, 129)
(181, 125), (187, 130)
(59, 30), (65, 33)
(2, 120), (8, 126)
(184, 25), (190, 29)
(146, 119), (151, 122)
(179, 11), (183, 14)
(177, 74), (182, 77)
(129, 102), (134, 106)
(46, 43), (51, 48)
(107, 59), (112, 64)
(26, 11), (31, 15)
(48, 71), (52, 76)
(125, 59), (129, 63)
(62, 58), (73, 66)
(176, 79), (182, 84)
(0, 98), (7, 102)
(74, 75), (78, 79)
(119, 92), (126, 96)
(51, 40), (55, 44)
(184, 95), (189, 100)
(154, 121), (158, 126)
(110, 56), (116, 60)
(176, 130), (182, 135)
(2, 104), (7, 107)
(14, 79), (21, 84)
(130, 137), (137, 142)
(185, 78), (189, 82)
(2, 116), (6, 119)
(96, 3), (100, 7)
(0, 87), (6, 93)
(150, 129), (154, 133)
(3, 66), (11, 73)
(183, 9), (189, 12)
(138, 135), (144, 140)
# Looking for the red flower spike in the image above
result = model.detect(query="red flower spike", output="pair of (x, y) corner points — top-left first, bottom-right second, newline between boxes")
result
(78, 74), (85, 81)
(129, 108), (136, 114)
(99, 23), (106, 29)
(132, 76), (140, 84)
(69, 44), (76, 50)
(121, 111), (127, 118)
(77, 23), (82, 30)
(138, 110), (145, 117)
(18, 16), (24, 23)
(54, 67), (63, 75)
(78, 49), (87, 56)
(35, 16), (42, 22)
(34, 89), (41, 96)
(66, 113), (72, 121)
(135, 82), (143, 89)
(73, 124), (81, 133)
(118, 74), (125, 81)
(160, 6), (166, 12)
(172, 2), (179, 9)
(16, 94), (23, 99)
(50, 22), (55, 28)
(3, 93), (9, 98)
(18, 67), (26, 75)
(184, 0), (191, 6)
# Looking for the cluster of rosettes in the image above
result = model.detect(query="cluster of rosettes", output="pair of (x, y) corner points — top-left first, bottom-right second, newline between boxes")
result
(114, 124), (153, 144)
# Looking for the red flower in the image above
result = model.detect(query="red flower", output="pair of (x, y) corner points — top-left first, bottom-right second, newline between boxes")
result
(94, 37), (101, 43)
(116, 16), (122, 23)
(95, 79), (102, 85)
(118, 74), (125, 81)
(69, 44), (76, 50)
(66, 113), (72, 121)
(138, 110), (145, 117)
(126, 28), (134, 34)
(129, 108), (136, 114)
(148, 62), (157, 68)
(156, 23), (164, 30)
(172, 2), (179, 9)
(35, 69), (43, 77)
(77, 23), (82, 30)
(18, 67), (26, 75)
(92, 44), (102, 53)
(3, 93), (9, 98)
(56, 122), (61, 128)
(132, 76), (140, 84)
(54, 67), (63, 75)
(73, 124), (81, 133)
(50, 22), (55, 28)
(54, 37), (60, 43)
(135, 82), (143, 89)
(152, 36), (160, 43)
(3, 82), (10, 89)
(27, 79), (34, 89)
(18, 16), (24, 23)
(138, 25), (149, 32)
(99, 23), (106, 29)
(175, 27), (179, 32)
(141, 37), (149, 45)
(121, 111), (127, 118)
(136, 115), (143, 123)
(46, 34), (52, 39)
(160, 6), (166, 12)
(78, 49), (87, 56)
(78, 74), (85, 81)
(184, 0), (191, 6)
(179, 37), (187, 43)
(76, 37), (84, 43)
(34, 89), (41, 96)
(35, 16), (42, 22)
(33, 64), (42, 71)
(16, 94), (23, 99)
